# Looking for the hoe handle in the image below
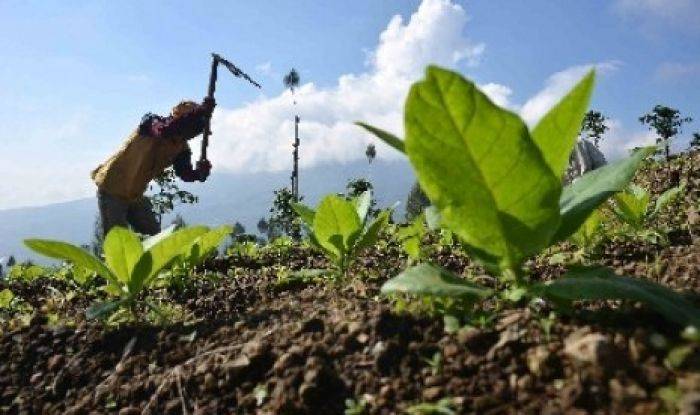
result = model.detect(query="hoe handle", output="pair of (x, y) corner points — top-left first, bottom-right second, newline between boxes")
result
(200, 55), (219, 162)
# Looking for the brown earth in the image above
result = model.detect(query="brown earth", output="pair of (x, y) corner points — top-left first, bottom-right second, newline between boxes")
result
(1, 151), (700, 415)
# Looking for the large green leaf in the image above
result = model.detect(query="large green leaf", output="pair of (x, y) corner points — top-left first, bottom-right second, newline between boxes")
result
(24, 239), (116, 284)
(103, 227), (144, 284)
(554, 147), (654, 242)
(381, 263), (492, 300)
(292, 203), (315, 227)
(143, 224), (176, 250)
(538, 266), (700, 327)
(313, 195), (362, 258)
(355, 122), (405, 154)
(404, 66), (561, 270)
(531, 71), (596, 178)
(131, 226), (209, 293)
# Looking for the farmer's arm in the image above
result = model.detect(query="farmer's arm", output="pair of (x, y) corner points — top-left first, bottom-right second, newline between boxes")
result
(148, 98), (215, 140)
(173, 147), (211, 183)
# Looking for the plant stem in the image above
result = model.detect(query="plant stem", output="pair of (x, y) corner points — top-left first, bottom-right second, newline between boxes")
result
(502, 267), (526, 286)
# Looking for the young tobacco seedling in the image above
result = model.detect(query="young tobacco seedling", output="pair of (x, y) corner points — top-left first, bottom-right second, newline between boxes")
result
(0, 289), (15, 310)
(610, 183), (684, 242)
(165, 225), (232, 290)
(293, 190), (390, 276)
(25, 225), (211, 320)
(569, 209), (604, 253)
(396, 213), (428, 262)
(359, 65), (700, 328)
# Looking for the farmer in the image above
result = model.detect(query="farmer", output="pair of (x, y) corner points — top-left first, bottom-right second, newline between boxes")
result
(91, 97), (215, 238)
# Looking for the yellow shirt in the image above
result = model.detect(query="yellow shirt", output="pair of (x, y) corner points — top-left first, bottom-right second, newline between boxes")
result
(91, 130), (188, 202)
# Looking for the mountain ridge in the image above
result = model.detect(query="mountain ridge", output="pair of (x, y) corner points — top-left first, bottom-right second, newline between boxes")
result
(0, 159), (414, 263)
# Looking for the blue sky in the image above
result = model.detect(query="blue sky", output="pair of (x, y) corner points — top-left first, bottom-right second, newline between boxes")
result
(1, 0), (699, 209)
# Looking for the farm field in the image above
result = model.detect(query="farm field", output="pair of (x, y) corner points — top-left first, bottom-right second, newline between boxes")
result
(2, 144), (699, 414)
(2, 3), (700, 413)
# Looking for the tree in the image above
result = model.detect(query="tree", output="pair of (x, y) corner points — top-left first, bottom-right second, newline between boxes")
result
(6, 256), (15, 267)
(148, 168), (198, 221)
(283, 69), (300, 102)
(690, 132), (700, 151)
(284, 68), (302, 201)
(405, 182), (430, 221)
(365, 143), (376, 164)
(233, 222), (245, 235)
(639, 105), (692, 160)
(268, 187), (301, 239)
(346, 178), (378, 217)
(171, 213), (187, 230)
(257, 217), (269, 236)
(580, 110), (609, 148)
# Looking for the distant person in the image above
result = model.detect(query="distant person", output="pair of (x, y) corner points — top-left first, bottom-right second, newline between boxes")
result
(91, 98), (215, 238)
(564, 138), (606, 184)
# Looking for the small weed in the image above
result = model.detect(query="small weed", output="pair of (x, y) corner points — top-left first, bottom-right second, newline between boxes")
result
(345, 397), (369, 415)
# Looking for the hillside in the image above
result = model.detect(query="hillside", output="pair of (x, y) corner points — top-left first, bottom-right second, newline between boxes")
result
(0, 159), (414, 263)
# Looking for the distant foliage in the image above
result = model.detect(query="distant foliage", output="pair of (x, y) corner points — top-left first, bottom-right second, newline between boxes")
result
(149, 168), (198, 220)
(690, 132), (700, 150)
(171, 214), (187, 230)
(346, 178), (378, 218)
(405, 182), (430, 221)
(580, 110), (609, 148)
(639, 105), (692, 160)
(267, 187), (301, 240)
(365, 143), (376, 164)
(283, 68), (300, 94)
(257, 217), (270, 237)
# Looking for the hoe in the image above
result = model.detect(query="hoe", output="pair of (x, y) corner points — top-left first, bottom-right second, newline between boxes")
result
(200, 53), (261, 163)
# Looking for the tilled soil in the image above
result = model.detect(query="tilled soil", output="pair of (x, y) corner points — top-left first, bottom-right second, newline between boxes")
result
(2, 240), (700, 415)
(1, 152), (700, 414)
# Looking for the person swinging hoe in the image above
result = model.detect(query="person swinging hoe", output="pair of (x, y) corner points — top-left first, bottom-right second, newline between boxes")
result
(91, 53), (261, 238)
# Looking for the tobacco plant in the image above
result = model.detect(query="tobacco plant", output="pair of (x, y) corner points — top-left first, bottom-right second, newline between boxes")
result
(0, 289), (15, 310)
(293, 191), (390, 276)
(25, 225), (211, 320)
(396, 213), (428, 262)
(359, 66), (700, 328)
(610, 183), (684, 242)
(162, 225), (232, 290)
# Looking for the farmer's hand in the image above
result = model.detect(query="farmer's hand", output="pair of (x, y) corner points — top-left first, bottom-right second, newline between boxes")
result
(196, 159), (212, 182)
(202, 97), (216, 114)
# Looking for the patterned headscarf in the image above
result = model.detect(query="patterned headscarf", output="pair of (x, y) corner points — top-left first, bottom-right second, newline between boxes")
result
(171, 100), (198, 118)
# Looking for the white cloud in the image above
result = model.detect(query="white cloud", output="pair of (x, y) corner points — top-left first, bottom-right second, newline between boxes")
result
(599, 119), (657, 161)
(480, 83), (513, 109)
(255, 62), (275, 77)
(0, 161), (95, 209)
(520, 61), (621, 127)
(614, 0), (700, 26)
(655, 62), (700, 81)
(210, 0), (492, 174)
